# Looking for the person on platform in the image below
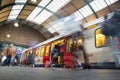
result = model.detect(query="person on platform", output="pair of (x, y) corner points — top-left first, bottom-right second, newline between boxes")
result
(4, 44), (16, 66)
(59, 44), (64, 68)
(15, 47), (22, 65)
(51, 45), (59, 66)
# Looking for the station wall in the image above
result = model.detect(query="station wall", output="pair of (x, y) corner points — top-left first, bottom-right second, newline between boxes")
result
(0, 23), (46, 47)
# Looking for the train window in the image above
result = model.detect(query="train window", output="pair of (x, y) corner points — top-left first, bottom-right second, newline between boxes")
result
(95, 28), (106, 48)
(66, 38), (74, 53)
(45, 45), (50, 56)
(40, 46), (45, 57)
(51, 39), (64, 48)
(35, 47), (40, 57)
(76, 37), (83, 50)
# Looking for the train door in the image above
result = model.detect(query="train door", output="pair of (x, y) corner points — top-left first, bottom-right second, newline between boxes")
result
(51, 39), (65, 65)
(35, 47), (43, 66)
(43, 43), (51, 66)
(64, 36), (75, 68)
(39, 45), (45, 66)
(22, 51), (29, 65)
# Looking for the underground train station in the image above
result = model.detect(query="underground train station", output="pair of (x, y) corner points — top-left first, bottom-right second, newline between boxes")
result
(0, 0), (120, 80)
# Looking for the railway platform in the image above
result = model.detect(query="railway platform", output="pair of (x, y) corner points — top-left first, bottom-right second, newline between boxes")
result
(0, 66), (120, 80)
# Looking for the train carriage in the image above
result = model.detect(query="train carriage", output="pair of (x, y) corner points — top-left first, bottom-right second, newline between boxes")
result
(21, 11), (120, 68)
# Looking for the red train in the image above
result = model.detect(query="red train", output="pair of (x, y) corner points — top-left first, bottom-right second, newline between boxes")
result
(21, 32), (83, 68)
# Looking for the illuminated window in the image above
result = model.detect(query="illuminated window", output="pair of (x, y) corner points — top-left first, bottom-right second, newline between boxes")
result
(52, 39), (64, 47)
(95, 28), (106, 48)
(45, 45), (50, 56)
(77, 38), (83, 46)
(40, 46), (45, 57)
(35, 48), (40, 57)
(66, 38), (74, 53)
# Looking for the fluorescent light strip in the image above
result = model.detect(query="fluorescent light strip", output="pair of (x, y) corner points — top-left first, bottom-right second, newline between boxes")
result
(7, 0), (27, 21)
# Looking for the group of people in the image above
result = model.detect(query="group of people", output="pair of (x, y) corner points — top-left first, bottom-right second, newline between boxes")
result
(49, 43), (88, 69)
(2, 44), (22, 66)
(51, 44), (64, 68)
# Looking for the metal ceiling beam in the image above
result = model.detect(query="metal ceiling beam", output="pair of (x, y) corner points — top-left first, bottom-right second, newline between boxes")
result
(16, 0), (29, 20)
(104, 0), (112, 12)
(33, 0), (53, 19)
(84, 0), (98, 18)
(0, 2), (61, 18)
(6, 0), (15, 24)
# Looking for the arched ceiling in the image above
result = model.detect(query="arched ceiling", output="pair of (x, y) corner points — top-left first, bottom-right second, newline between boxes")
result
(0, 0), (119, 38)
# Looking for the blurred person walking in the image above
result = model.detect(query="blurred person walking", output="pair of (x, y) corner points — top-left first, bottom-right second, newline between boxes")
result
(4, 44), (16, 66)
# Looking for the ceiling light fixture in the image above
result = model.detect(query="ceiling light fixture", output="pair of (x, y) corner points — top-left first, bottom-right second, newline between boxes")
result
(7, 34), (11, 38)
(14, 22), (19, 27)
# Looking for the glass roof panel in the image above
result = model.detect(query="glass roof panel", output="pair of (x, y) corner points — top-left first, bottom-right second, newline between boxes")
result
(15, 0), (27, 3)
(72, 11), (84, 21)
(33, 10), (52, 24)
(90, 0), (118, 12)
(97, 0), (107, 9)
(27, 0), (51, 23)
(27, 0), (71, 25)
(94, 0), (102, 10)
(8, 15), (18, 20)
(9, 10), (21, 15)
(90, 2), (99, 11)
(79, 6), (92, 17)
(7, 5), (24, 21)
(27, 7), (42, 21)
(48, 27), (56, 33)
(38, 0), (51, 6)
(12, 5), (24, 10)
(83, 5), (93, 15)
(105, 0), (118, 5)
(47, 0), (71, 12)
(7, 0), (27, 21)
(46, 0), (119, 35)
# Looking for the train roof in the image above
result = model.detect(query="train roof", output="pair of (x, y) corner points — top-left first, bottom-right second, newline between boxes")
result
(23, 33), (70, 52)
